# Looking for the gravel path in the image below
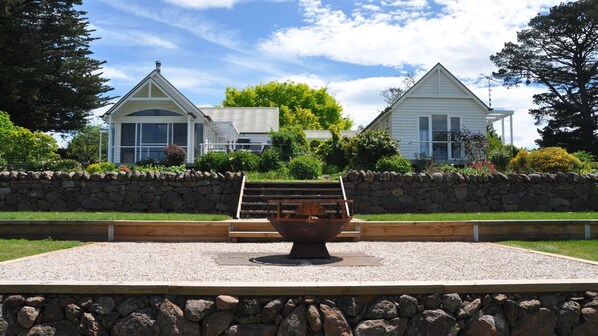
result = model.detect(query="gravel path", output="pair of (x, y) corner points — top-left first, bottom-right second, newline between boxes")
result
(0, 242), (596, 282)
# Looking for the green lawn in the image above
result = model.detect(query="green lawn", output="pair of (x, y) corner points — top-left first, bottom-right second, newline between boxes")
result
(0, 238), (85, 262)
(0, 212), (230, 221)
(355, 212), (598, 221)
(499, 240), (598, 262)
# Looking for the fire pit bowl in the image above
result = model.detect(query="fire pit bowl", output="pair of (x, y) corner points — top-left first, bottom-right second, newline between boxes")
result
(267, 199), (352, 259)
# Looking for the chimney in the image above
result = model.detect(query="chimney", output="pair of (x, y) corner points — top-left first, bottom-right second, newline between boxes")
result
(155, 60), (162, 73)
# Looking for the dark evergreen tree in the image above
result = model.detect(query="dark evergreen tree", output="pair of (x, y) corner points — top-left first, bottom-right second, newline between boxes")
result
(0, 0), (113, 132)
(490, 0), (598, 155)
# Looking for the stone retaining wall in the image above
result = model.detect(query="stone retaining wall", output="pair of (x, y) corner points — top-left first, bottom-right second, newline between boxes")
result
(343, 170), (598, 214)
(1, 292), (596, 335)
(0, 171), (243, 215)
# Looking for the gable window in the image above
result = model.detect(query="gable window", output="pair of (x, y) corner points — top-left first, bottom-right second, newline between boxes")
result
(120, 122), (187, 163)
(418, 115), (462, 161)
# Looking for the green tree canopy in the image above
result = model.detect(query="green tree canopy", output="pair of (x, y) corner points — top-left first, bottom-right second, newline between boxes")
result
(66, 124), (107, 165)
(222, 81), (353, 130)
(0, 0), (113, 133)
(490, 0), (598, 155)
(0, 111), (58, 164)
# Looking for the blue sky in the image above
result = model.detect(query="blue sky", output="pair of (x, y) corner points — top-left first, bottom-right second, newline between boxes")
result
(82, 0), (566, 149)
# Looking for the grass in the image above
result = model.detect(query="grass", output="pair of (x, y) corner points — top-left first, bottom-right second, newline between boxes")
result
(0, 238), (85, 262)
(0, 212), (230, 221)
(499, 240), (598, 262)
(355, 212), (598, 221)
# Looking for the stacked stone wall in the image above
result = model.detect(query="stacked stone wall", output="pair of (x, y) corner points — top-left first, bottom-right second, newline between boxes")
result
(0, 171), (243, 215)
(1, 292), (596, 335)
(343, 170), (598, 214)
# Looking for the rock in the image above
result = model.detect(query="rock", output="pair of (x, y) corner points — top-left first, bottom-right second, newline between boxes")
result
(321, 304), (351, 336)
(160, 191), (183, 210)
(202, 310), (235, 336)
(18, 306), (40, 329)
(398, 295), (418, 318)
(65, 304), (82, 321)
(518, 299), (540, 313)
(90, 297), (116, 315)
(25, 297), (46, 308)
(512, 307), (557, 336)
(354, 317), (407, 336)
(492, 294), (507, 305)
(78, 312), (106, 336)
(278, 304), (308, 336)
(235, 298), (261, 316)
(112, 313), (158, 336)
(365, 298), (398, 319)
(185, 299), (216, 322)
(458, 299), (482, 319)
(572, 307), (598, 336)
(4, 295), (25, 308)
(407, 309), (460, 336)
(307, 305), (322, 333)
(116, 298), (142, 316)
(26, 321), (80, 336)
(282, 299), (297, 316)
(557, 301), (581, 336)
(225, 324), (277, 336)
(101, 312), (120, 330)
(0, 317), (7, 335)
(216, 295), (239, 310)
(442, 294), (462, 314)
(539, 295), (558, 309)
(338, 296), (360, 317)
(157, 299), (200, 336)
(503, 300), (519, 327)
(262, 299), (283, 324)
(423, 295), (441, 310)
(464, 307), (508, 336)
(43, 298), (64, 323)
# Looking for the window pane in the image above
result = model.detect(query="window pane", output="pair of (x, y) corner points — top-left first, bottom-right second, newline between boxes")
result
(432, 115), (447, 141)
(139, 147), (165, 160)
(450, 117), (460, 131)
(121, 123), (136, 146)
(141, 123), (167, 144)
(419, 116), (430, 157)
(173, 123), (187, 146)
(121, 148), (135, 163)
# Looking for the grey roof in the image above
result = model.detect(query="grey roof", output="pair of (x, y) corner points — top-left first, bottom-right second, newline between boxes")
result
(101, 69), (203, 120)
(200, 107), (279, 133)
(304, 130), (359, 140)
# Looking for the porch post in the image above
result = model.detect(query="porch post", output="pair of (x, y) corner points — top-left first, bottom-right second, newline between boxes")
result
(509, 115), (513, 147)
(501, 118), (505, 144)
(187, 115), (193, 164)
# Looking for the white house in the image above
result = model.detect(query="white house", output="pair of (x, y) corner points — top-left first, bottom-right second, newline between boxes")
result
(101, 62), (279, 164)
(365, 63), (513, 163)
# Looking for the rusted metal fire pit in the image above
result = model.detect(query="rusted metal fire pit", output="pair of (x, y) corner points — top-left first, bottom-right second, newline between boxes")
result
(267, 199), (352, 259)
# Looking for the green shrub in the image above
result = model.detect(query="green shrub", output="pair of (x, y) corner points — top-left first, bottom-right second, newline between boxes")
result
(195, 152), (229, 172)
(375, 154), (412, 173)
(227, 151), (260, 172)
(41, 159), (82, 172)
(163, 144), (187, 166)
(288, 155), (322, 180)
(345, 129), (398, 170)
(510, 147), (581, 173)
(572, 150), (596, 163)
(259, 148), (282, 172)
(86, 162), (118, 174)
(269, 126), (309, 161)
(317, 125), (350, 169)
(488, 145), (517, 172)
(134, 164), (186, 174)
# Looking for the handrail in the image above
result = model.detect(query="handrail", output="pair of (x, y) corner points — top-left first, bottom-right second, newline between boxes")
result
(235, 174), (247, 219)
(339, 176), (351, 217)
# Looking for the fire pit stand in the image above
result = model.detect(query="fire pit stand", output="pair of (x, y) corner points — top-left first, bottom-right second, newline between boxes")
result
(266, 199), (352, 259)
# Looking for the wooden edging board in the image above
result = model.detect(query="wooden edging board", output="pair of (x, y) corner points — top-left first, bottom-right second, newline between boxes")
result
(0, 279), (596, 296)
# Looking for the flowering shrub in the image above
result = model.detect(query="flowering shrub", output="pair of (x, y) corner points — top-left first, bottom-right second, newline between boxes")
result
(510, 147), (581, 173)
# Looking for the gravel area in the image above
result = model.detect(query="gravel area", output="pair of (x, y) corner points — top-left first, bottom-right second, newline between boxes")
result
(0, 242), (596, 282)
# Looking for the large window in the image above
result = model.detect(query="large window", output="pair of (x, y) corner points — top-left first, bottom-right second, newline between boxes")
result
(418, 115), (461, 161)
(120, 122), (187, 163)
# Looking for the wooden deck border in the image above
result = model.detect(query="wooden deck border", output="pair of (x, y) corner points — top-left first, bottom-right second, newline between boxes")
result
(1, 279), (596, 296)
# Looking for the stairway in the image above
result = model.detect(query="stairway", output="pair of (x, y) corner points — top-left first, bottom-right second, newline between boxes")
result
(237, 181), (345, 219)
(230, 179), (361, 241)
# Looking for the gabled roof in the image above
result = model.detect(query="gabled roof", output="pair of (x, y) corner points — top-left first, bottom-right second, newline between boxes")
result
(101, 67), (204, 120)
(200, 107), (279, 134)
(364, 63), (491, 130)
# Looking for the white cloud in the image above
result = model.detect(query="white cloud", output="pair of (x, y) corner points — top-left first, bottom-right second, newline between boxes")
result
(162, 0), (240, 9)
(259, 0), (563, 77)
(97, 66), (134, 82)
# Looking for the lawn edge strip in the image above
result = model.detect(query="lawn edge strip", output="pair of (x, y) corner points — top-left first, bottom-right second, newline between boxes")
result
(0, 280), (596, 296)
(487, 242), (598, 266)
(0, 242), (103, 265)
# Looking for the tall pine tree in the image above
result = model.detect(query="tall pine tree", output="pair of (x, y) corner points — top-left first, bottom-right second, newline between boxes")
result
(490, 0), (598, 155)
(0, 0), (113, 132)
